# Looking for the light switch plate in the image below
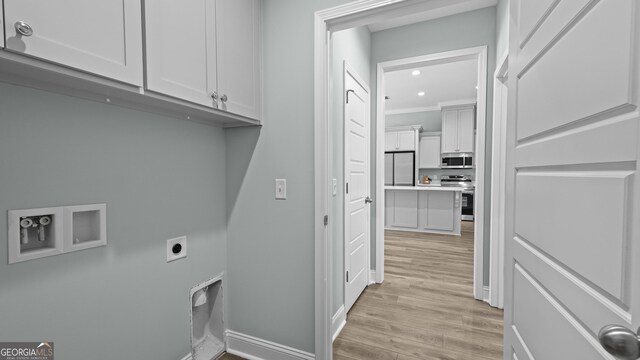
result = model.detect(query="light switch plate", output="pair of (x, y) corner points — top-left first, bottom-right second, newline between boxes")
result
(275, 179), (287, 200)
(167, 236), (187, 262)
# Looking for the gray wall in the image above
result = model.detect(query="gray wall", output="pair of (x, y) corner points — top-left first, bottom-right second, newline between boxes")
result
(331, 27), (372, 317)
(385, 111), (441, 131)
(371, 7), (497, 285)
(225, 0), (352, 354)
(496, 0), (510, 60)
(0, 84), (227, 360)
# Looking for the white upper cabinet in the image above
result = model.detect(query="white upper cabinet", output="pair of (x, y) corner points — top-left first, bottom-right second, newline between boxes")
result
(144, 0), (217, 107)
(419, 135), (441, 169)
(144, 0), (262, 120)
(0, 6), (4, 48)
(216, 0), (262, 119)
(385, 130), (415, 151)
(441, 105), (475, 153)
(3, 0), (143, 86)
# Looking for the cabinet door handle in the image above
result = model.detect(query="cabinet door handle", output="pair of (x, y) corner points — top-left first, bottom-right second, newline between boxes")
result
(15, 21), (34, 37)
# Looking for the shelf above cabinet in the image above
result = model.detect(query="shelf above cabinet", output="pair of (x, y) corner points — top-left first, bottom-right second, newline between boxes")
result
(0, 51), (260, 128)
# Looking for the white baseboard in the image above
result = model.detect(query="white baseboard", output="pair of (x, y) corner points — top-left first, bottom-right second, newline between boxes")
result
(226, 330), (315, 360)
(179, 353), (191, 360)
(369, 270), (377, 284)
(332, 305), (346, 342)
(483, 286), (490, 302)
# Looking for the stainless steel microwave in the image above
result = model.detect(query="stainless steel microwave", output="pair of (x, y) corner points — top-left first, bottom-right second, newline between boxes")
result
(441, 153), (473, 169)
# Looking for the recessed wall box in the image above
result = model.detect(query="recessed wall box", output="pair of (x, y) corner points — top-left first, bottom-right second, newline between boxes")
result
(8, 207), (64, 264)
(190, 275), (225, 360)
(64, 204), (107, 253)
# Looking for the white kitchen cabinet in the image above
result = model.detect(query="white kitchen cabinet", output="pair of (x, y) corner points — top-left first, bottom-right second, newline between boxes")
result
(216, 0), (262, 119)
(387, 190), (418, 229)
(0, 6), (4, 48)
(441, 105), (475, 153)
(3, 0), (143, 85)
(385, 130), (415, 151)
(144, 0), (261, 120)
(419, 191), (455, 231)
(419, 135), (441, 169)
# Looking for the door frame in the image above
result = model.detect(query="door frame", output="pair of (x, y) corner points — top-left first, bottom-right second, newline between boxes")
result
(374, 46), (488, 300)
(314, 1), (496, 359)
(488, 51), (508, 309)
(343, 61), (371, 312)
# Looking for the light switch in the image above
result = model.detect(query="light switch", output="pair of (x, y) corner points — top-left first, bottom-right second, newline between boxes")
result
(275, 179), (287, 200)
(332, 179), (337, 196)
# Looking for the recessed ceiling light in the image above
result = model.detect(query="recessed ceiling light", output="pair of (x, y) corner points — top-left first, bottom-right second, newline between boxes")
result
(417, 91), (425, 96)
(412, 70), (421, 76)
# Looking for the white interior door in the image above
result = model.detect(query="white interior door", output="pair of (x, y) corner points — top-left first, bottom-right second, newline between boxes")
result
(344, 64), (370, 313)
(504, 1), (640, 359)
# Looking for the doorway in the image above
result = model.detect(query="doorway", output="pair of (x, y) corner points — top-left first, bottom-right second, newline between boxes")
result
(314, 2), (500, 359)
(374, 47), (489, 303)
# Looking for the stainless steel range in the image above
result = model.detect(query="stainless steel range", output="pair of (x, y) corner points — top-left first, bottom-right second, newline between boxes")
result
(441, 175), (475, 221)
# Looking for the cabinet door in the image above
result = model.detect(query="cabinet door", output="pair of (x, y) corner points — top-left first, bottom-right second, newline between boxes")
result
(457, 107), (475, 153)
(424, 191), (454, 231)
(216, 0), (261, 119)
(419, 136), (441, 168)
(396, 131), (415, 151)
(4, 0), (143, 85)
(384, 132), (398, 151)
(145, 0), (217, 107)
(391, 191), (418, 228)
(441, 110), (459, 153)
(0, 6), (4, 48)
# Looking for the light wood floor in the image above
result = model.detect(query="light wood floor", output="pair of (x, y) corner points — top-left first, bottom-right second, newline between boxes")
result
(334, 222), (504, 360)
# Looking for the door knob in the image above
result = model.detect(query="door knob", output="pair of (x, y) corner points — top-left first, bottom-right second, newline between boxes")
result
(15, 21), (33, 36)
(220, 94), (228, 103)
(365, 196), (373, 204)
(599, 325), (640, 360)
(211, 92), (218, 100)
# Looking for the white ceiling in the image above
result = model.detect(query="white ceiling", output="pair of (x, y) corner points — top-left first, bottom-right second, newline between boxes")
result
(384, 58), (478, 113)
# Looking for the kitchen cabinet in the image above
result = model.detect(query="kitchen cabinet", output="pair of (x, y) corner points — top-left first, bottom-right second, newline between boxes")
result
(3, 0), (143, 85)
(144, 0), (261, 120)
(386, 190), (418, 229)
(0, 6), (4, 48)
(385, 187), (461, 235)
(419, 191), (455, 231)
(419, 135), (441, 169)
(385, 130), (415, 151)
(441, 105), (475, 153)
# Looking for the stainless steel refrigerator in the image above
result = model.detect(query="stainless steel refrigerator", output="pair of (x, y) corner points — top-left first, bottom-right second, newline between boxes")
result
(384, 151), (415, 186)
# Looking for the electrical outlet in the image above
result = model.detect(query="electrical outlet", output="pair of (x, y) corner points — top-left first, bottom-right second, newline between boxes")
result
(167, 236), (187, 262)
(275, 179), (287, 200)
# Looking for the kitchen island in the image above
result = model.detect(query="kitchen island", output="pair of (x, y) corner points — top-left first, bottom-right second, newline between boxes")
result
(385, 185), (464, 235)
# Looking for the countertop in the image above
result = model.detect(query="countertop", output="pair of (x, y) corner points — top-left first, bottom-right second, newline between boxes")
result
(385, 185), (466, 192)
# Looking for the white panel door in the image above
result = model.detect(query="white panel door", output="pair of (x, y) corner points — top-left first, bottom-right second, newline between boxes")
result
(441, 109), (459, 153)
(419, 136), (441, 169)
(385, 132), (397, 151)
(391, 190), (418, 229)
(344, 67), (370, 313)
(144, 0), (217, 106)
(0, 6), (4, 48)
(396, 131), (415, 151)
(4, 0), (143, 85)
(215, 0), (261, 119)
(504, 1), (640, 360)
(458, 107), (475, 153)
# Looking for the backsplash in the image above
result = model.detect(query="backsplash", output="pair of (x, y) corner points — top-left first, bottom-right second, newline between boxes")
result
(419, 168), (474, 183)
